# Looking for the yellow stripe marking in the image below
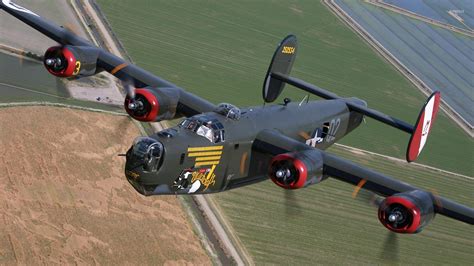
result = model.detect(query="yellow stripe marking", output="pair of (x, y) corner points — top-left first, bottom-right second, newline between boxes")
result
(110, 63), (128, 75)
(203, 164), (217, 191)
(188, 151), (222, 157)
(352, 179), (367, 199)
(195, 161), (220, 167)
(207, 164), (217, 179)
(187, 146), (223, 152)
(195, 156), (221, 162)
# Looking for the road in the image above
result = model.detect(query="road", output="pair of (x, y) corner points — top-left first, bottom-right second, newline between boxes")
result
(76, 1), (245, 265)
(194, 195), (247, 266)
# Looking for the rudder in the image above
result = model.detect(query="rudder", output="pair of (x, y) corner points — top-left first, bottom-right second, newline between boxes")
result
(262, 35), (298, 103)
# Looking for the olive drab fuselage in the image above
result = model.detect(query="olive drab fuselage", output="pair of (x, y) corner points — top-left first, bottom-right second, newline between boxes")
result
(125, 98), (364, 195)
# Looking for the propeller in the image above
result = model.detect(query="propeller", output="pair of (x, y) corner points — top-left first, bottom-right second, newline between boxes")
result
(351, 184), (400, 262)
(352, 187), (381, 207)
(18, 22), (79, 71)
(122, 79), (145, 112)
(380, 232), (399, 263)
(272, 160), (297, 186)
(18, 48), (26, 66)
(271, 161), (303, 217)
(16, 47), (42, 68)
(123, 78), (136, 100)
(284, 189), (302, 217)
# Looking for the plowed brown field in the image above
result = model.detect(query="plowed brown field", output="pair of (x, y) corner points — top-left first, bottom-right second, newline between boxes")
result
(0, 106), (210, 265)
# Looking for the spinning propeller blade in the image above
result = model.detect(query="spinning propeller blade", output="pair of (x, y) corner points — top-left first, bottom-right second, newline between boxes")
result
(122, 78), (136, 100)
(352, 186), (400, 262)
(380, 231), (399, 263)
(284, 189), (302, 217)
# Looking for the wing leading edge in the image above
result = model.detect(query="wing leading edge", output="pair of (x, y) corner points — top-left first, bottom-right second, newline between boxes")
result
(253, 129), (474, 226)
(0, 0), (215, 116)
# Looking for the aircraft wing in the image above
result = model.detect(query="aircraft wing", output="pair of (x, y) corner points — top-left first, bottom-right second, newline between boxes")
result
(253, 129), (474, 232)
(0, 0), (215, 116)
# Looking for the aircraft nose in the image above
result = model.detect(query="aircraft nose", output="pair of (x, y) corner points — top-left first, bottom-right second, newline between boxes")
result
(125, 168), (147, 195)
(124, 147), (147, 195)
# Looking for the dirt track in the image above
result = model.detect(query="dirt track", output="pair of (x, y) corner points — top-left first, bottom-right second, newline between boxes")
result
(0, 106), (210, 265)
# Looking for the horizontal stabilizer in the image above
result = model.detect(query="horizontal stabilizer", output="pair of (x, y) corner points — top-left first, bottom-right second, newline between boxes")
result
(272, 72), (413, 133)
(271, 72), (441, 162)
(271, 73), (339, 100)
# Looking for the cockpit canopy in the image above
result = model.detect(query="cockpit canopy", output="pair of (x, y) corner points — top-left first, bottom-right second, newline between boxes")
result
(215, 103), (241, 120)
(129, 137), (164, 172)
(179, 116), (225, 143)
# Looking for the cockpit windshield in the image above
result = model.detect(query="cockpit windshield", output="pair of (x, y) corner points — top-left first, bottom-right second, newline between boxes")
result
(179, 116), (225, 143)
(130, 137), (164, 172)
(215, 103), (241, 120)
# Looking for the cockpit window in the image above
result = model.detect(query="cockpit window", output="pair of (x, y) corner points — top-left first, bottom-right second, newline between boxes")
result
(215, 103), (241, 120)
(179, 116), (225, 143)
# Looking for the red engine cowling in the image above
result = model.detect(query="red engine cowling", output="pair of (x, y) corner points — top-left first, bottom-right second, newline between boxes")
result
(378, 190), (435, 233)
(124, 87), (180, 122)
(43, 45), (100, 78)
(268, 150), (325, 189)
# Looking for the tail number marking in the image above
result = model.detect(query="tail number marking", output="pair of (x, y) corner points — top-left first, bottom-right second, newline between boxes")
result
(281, 46), (295, 54)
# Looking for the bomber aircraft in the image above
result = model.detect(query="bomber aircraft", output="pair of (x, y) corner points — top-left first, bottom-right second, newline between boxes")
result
(1, 0), (473, 235)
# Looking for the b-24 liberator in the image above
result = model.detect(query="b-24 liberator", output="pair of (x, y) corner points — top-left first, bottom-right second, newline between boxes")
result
(2, 0), (472, 235)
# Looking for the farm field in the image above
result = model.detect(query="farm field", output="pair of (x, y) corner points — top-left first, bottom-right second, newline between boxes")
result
(384, 0), (474, 30)
(0, 52), (123, 112)
(0, 107), (210, 265)
(0, 51), (68, 102)
(96, 0), (473, 176)
(336, 0), (474, 127)
(212, 145), (474, 264)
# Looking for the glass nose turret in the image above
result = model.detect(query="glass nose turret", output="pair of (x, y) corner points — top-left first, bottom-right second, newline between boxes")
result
(129, 136), (164, 172)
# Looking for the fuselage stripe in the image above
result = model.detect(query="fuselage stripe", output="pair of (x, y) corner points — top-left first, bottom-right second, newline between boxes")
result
(187, 146), (223, 152)
(188, 151), (222, 157)
(195, 161), (221, 167)
(195, 156), (221, 162)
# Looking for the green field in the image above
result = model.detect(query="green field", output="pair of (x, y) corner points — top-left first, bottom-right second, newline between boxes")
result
(96, 0), (473, 264)
(96, 0), (472, 176)
(212, 145), (473, 264)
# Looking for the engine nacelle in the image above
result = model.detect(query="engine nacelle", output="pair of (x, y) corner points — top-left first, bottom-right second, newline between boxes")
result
(268, 150), (325, 189)
(124, 87), (180, 122)
(43, 45), (100, 78)
(378, 190), (435, 234)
